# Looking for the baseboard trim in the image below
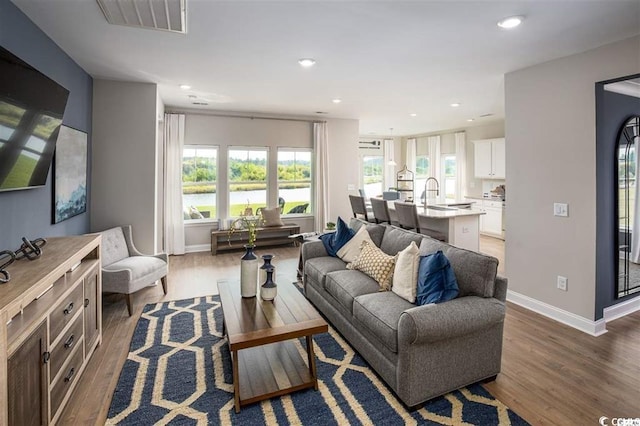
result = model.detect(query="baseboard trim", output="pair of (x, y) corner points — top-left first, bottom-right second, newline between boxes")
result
(506, 290), (607, 336)
(603, 294), (640, 322)
(185, 244), (210, 253)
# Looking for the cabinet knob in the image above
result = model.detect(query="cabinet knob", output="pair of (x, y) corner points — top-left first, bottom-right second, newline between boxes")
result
(64, 334), (75, 349)
(64, 367), (75, 383)
(63, 302), (74, 315)
(84, 298), (90, 308)
(43, 351), (50, 364)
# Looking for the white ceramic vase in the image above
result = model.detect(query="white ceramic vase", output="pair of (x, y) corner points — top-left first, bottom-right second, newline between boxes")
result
(240, 245), (258, 298)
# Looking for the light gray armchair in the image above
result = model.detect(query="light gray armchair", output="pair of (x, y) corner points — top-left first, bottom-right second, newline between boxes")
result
(100, 225), (168, 316)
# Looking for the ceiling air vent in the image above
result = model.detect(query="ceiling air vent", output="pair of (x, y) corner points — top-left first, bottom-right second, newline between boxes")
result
(97, 0), (186, 34)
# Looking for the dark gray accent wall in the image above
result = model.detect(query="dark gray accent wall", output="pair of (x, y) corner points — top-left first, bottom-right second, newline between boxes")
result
(0, 0), (92, 250)
(595, 83), (640, 319)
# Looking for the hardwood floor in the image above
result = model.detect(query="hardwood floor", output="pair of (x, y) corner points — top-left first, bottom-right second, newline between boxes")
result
(59, 244), (640, 425)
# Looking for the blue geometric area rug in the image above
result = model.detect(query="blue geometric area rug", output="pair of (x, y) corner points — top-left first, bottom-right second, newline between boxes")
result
(106, 296), (529, 425)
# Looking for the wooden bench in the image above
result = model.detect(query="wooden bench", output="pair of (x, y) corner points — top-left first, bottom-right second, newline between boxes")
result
(211, 224), (301, 255)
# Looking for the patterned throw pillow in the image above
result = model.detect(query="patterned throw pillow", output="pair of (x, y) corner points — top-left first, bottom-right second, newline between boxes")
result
(347, 240), (397, 290)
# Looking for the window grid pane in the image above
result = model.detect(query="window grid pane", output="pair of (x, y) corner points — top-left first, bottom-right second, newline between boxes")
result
(228, 148), (268, 216)
(182, 146), (217, 220)
(278, 149), (312, 215)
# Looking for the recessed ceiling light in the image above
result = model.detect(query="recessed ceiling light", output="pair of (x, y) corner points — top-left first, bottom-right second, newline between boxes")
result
(467, 118), (475, 122)
(180, 84), (191, 90)
(497, 16), (524, 29)
(409, 113), (417, 117)
(315, 111), (328, 114)
(298, 58), (316, 68)
(332, 98), (342, 104)
(450, 103), (461, 108)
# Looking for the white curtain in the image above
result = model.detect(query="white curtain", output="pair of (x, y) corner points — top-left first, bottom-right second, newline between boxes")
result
(427, 135), (442, 202)
(164, 113), (185, 255)
(314, 122), (330, 233)
(455, 131), (467, 202)
(406, 138), (417, 173)
(383, 138), (395, 191)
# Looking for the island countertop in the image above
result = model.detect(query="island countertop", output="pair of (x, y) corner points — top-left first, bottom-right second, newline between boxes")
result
(388, 201), (485, 219)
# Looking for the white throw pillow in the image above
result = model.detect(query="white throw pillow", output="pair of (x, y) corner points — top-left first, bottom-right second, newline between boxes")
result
(337, 226), (374, 263)
(392, 241), (420, 303)
(261, 207), (284, 227)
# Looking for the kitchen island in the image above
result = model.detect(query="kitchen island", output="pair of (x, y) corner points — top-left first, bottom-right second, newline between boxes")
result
(387, 202), (485, 251)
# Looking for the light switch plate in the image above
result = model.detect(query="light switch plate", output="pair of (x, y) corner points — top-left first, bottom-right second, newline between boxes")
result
(554, 203), (568, 217)
(347, 184), (356, 191)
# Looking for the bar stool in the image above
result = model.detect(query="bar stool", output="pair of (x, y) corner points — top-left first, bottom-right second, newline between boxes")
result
(370, 197), (392, 224)
(349, 195), (374, 222)
(394, 202), (446, 241)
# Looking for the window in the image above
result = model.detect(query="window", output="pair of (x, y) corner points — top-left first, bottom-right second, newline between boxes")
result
(228, 148), (268, 216)
(441, 154), (456, 201)
(278, 149), (312, 215)
(182, 146), (217, 220)
(362, 155), (383, 198)
(415, 155), (430, 201)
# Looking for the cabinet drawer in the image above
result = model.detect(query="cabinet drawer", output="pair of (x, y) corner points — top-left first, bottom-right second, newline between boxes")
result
(484, 200), (503, 209)
(50, 283), (83, 342)
(50, 312), (84, 383)
(50, 341), (84, 418)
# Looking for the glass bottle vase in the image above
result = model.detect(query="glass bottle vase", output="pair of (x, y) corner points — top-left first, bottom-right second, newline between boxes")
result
(261, 266), (277, 301)
(259, 254), (276, 286)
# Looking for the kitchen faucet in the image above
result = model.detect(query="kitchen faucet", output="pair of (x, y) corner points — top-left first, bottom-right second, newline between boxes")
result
(423, 177), (440, 206)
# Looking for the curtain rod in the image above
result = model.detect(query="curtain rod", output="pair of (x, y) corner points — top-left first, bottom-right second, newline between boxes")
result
(166, 110), (326, 124)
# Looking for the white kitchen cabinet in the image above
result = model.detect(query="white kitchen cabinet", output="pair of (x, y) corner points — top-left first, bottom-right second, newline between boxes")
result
(473, 138), (505, 179)
(474, 199), (504, 239)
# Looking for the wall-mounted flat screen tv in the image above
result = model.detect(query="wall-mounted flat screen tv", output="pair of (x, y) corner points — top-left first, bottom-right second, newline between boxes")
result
(0, 45), (69, 192)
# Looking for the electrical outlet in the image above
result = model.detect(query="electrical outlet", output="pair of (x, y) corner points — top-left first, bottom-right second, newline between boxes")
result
(557, 275), (568, 291)
(554, 203), (568, 217)
(462, 226), (469, 233)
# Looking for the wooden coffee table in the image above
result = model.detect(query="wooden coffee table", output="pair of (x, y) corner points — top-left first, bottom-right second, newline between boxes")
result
(217, 280), (328, 413)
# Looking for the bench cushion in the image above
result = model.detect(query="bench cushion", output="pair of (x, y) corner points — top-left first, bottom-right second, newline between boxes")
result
(325, 270), (380, 313)
(353, 292), (414, 353)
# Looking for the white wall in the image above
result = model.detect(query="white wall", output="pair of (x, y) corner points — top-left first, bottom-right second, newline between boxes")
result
(91, 80), (158, 254)
(505, 35), (640, 322)
(180, 112), (359, 248)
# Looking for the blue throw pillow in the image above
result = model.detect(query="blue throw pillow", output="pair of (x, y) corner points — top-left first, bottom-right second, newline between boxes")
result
(319, 217), (355, 257)
(416, 250), (459, 305)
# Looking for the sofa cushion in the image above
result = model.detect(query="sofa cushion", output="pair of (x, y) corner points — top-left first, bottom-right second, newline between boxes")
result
(353, 292), (414, 353)
(380, 225), (424, 256)
(305, 256), (347, 289)
(325, 270), (380, 313)
(320, 217), (355, 257)
(416, 250), (459, 305)
(419, 237), (497, 298)
(347, 241), (397, 290)
(349, 218), (385, 247)
(337, 226), (374, 263)
(392, 241), (420, 303)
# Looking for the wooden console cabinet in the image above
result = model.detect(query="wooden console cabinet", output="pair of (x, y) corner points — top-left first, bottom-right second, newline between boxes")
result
(0, 235), (102, 426)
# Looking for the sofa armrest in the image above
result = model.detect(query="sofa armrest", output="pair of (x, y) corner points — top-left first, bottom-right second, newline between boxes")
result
(398, 297), (505, 345)
(153, 253), (168, 263)
(302, 240), (328, 263)
(494, 275), (508, 302)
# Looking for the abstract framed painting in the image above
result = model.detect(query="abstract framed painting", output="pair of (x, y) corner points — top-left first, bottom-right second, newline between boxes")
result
(53, 125), (87, 224)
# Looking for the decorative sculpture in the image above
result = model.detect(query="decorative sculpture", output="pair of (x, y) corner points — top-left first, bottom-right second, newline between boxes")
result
(14, 237), (47, 261)
(0, 250), (15, 283)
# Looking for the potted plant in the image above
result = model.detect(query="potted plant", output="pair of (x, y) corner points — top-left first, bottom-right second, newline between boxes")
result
(325, 221), (336, 231)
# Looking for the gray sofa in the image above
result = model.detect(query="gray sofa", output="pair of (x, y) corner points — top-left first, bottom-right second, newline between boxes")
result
(301, 218), (507, 407)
